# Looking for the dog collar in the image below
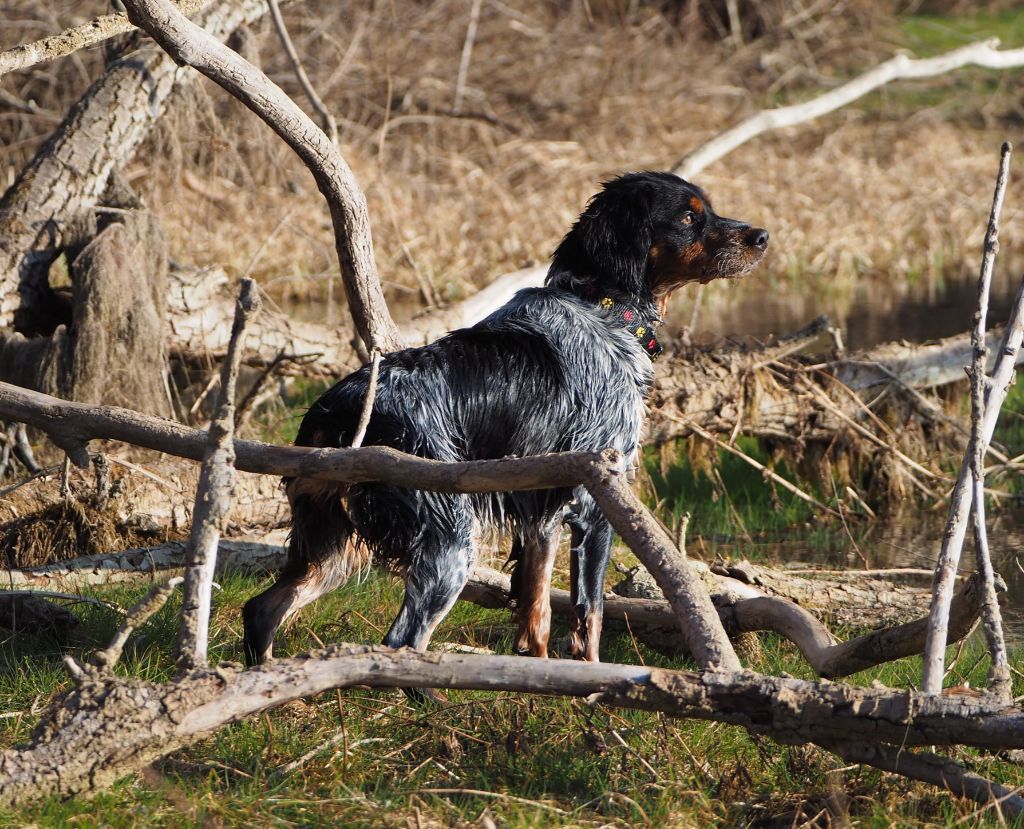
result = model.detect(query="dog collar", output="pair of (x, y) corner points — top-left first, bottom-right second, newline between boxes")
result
(597, 295), (663, 361)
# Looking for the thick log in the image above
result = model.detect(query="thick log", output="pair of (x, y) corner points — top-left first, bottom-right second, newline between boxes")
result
(1, 645), (1023, 809)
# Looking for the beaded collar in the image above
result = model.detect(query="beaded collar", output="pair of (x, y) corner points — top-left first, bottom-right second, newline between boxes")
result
(594, 294), (663, 361)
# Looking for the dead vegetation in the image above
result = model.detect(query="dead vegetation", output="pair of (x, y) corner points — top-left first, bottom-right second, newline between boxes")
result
(3, 0), (1023, 323)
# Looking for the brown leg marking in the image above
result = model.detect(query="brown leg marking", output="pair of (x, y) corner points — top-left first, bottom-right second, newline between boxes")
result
(567, 608), (603, 662)
(513, 526), (561, 658)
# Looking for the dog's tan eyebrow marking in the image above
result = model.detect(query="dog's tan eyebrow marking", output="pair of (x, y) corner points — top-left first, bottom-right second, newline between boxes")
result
(688, 196), (704, 215)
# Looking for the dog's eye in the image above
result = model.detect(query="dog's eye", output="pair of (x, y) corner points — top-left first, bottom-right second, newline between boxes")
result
(681, 211), (697, 226)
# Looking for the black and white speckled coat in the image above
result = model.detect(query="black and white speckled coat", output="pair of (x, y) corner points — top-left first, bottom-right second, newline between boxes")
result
(242, 171), (768, 669)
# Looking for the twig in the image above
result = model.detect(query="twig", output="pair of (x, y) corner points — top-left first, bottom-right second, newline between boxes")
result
(0, 1), (204, 78)
(92, 577), (184, 671)
(453, 0), (483, 115)
(682, 418), (842, 518)
(923, 145), (1014, 696)
(265, 0), (337, 145)
(674, 39), (1024, 178)
(0, 464), (61, 498)
(176, 280), (261, 671)
(0, 590), (125, 615)
(350, 350), (381, 449)
(969, 144), (1013, 700)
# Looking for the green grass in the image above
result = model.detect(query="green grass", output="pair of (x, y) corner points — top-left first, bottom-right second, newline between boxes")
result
(903, 8), (1024, 55)
(2, 567), (1024, 827)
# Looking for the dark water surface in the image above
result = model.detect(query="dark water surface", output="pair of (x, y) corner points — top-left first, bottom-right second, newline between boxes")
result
(679, 265), (1024, 352)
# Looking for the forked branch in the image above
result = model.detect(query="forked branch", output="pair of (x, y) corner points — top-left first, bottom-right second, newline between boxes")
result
(176, 280), (260, 670)
(922, 145), (1019, 695)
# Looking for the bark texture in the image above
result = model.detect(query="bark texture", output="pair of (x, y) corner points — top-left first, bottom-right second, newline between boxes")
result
(0, 211), (169, 415)
(0, 0), (284, 334)
(1, 645), (1022, 809)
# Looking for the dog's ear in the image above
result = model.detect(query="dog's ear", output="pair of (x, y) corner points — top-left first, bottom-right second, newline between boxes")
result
(549, 178), (655, 298)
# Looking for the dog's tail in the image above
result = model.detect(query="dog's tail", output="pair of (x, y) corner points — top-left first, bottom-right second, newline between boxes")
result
(285, 477), (372, 581)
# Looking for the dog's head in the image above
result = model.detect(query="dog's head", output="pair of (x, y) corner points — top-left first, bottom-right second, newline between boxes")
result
(548, 171), (768, 313)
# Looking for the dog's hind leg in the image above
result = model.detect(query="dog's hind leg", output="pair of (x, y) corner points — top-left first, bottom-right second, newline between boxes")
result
(510, 517), (562, 658)
(242, 479), (365, 666)
(381, 527), (477, 654)
(567, 492), (613, 662)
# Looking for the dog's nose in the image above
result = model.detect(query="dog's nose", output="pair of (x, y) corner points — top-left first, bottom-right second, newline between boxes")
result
(746, 228), (769, 250)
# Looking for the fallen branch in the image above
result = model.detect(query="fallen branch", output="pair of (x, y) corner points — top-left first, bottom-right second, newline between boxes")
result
(817, 739), (1024, 818)
(674, 38), (1024, 178)
(0, 380), (741, 672)
(464, 563), (987, 679)
(2, 645), (1023, 810)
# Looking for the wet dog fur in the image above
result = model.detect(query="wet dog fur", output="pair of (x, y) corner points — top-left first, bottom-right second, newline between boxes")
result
(242, 171), (768, 668)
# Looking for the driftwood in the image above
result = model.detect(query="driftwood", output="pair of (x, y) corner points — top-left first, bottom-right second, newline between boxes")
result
(673, 38), (1024, 179)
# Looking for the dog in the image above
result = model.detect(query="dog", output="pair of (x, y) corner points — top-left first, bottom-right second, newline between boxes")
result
(242, 171), (768, 668)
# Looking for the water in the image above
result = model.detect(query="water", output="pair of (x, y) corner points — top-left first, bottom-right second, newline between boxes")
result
(679, 265), (1024, 351)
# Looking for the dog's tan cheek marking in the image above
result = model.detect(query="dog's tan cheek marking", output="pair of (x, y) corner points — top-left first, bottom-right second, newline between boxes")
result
(680, 240), (704, 264)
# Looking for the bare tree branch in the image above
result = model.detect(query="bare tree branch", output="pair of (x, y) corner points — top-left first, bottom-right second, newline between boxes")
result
(3, 645), (1024, 808)
(923, 146), (1016, 695)
(0, 380), (741, 672)
(968, 144), (1013, 701)
(121, 0), (402, 354)
(176, 279), (260, 670)
(0, 1), (203, 78)
(674, 39), (1024, 179)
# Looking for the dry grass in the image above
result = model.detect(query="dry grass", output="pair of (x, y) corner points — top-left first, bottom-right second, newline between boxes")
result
(2, 0), (1022, 331)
